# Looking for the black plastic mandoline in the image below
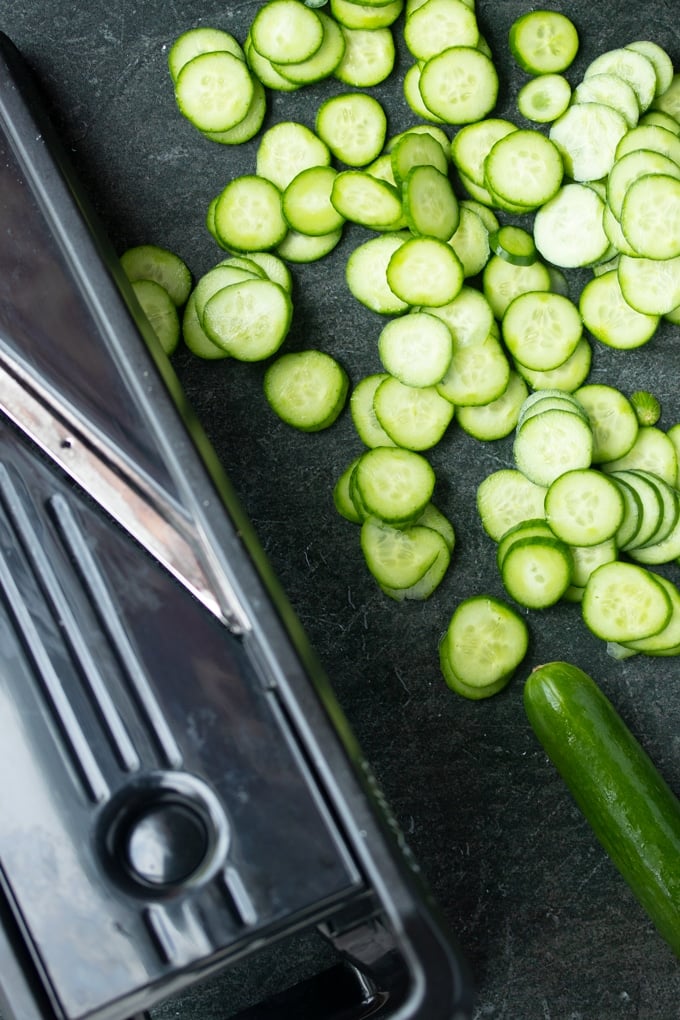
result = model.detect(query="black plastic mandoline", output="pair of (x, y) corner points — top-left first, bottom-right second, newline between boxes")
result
(0, 32), (473, 1020)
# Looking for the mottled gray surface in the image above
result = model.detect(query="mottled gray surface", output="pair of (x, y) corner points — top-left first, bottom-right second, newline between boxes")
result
(2, 1), (680, 1018)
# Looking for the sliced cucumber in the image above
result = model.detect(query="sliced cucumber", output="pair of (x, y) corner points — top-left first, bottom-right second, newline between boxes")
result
(174, 50), (255, 133)
(352, 446), (436, 524)
(419, 46), (499, 125)
(378, 312), (453, 387)
(477, 468), (547, 542)
(214, 175), (288, 252)
(509, 10), (579, 75)
(484, 129), (564, 211)
(582, 560), (672, 642)
(544, 468), (624, 546)
(500, 534), (573, 608)
(264, 349), (349, 431)
(120, 244), (192, 307)
(386, 236), (464, 307)
(316, 91), (387, 166)
(513, 407), (593, 487)
(502, 291), (582, 372)
(439, 595), (529, 699)
(373, 377), (455, 450)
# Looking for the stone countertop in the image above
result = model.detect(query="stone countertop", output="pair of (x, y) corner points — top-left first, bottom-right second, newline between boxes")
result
(2, 2), (679, 1017)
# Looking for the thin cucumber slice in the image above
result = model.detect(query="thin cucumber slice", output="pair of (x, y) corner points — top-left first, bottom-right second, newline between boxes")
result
(584, 47), (658, 112)
(350, 373), (397, 448)
(360, 518), (446, 590)
(390, 129), (449, 184)
(628, 509), (680, 568)
(450, 118), (517, 187)
(639, 110), (680, 135)
(626, 41), (675, 97)
(203, 77), (267, 145)
(624, 470), (680, 549)
(544, 468), (625, 546)
(402, 164), (460, 241)
(484, 129), (564, 210)
(202, 279), (292, 360)
(609, 473), (644, 549)
(168, 27), (245, 82)
(315, 92), (387, 166)
(489, 226), (537, 267)
(193, 263), (263, 323)
(334, 25), (395, 87)
(404, 0), (479, 61)
(482, 256), (552, 320)
(182, 292), (228, 361)
(447, 206), (490, 278)
(345, 233), (410, 314)
(517, 74), (571, 124)
(264, 350), (349, 431)
(601, 426), (678, 487)
(573, 383), (639, 464)
(275, 226), (343, 262)
(477, 468), (547, 542)
(250, 0), (324, 64)
(620, 174), (680, 260)
(607, 148), (680, 220)
(439, 595), (529, 697)
(509, 10), (579, 75)
(256, 120), (331, 190)
(533, 183), (609, 269)
(386, 236), (464, 306)
(242, 251), (293, 292)
(330, 0), (404, 30)
(456, 371), (528, 441)
(517, 391), (589, 430)
(415, 502), (455, 552)
(651, 73), (680, 120)
(244, 33), (302, 92)
(373, 377), (455, 451)
(272, 10), (346, 84)
(352, 447), (436, 524)
(425, 285), (494, 347)
(131, 279), (180, 356)
(460, 198), (500, 234)
(608, 470), (665, 550)
(500, 535), (573, 608)
(579, 271), (659, 351)
(617, 254), (680, 317)
(419, 46), (499, 125)
(569, 539), (619, 590)
(334, 457), (363, 524)
(615, 123), (680, 164)
(572, 73), (640, 129)
(502, 291), (582, 372)
(436, 332), (510, 407)
(496, 518), (556, 571)
(402, 62), (447, 125)
(582, 561), (672, 643)
(549, 102), (628, 182)
(378, 312), (453, 387)
(120, 244), (192, 307)
(331, 171), (403, 229)
(174, 51), (255, 133)
(282, 165), (344, 235)
(513, 408), (593, 487)
(622, 574), (680, 649)
(514, 338), (592, 394)
(380, 539), (451, 601)
(214, 175), (287, 252)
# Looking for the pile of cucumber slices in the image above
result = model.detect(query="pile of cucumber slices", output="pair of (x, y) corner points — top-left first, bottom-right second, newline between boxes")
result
(121, 0), (680, 697)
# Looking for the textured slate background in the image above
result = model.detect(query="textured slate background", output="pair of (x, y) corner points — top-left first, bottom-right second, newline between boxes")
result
(3, 1), (680, 1017)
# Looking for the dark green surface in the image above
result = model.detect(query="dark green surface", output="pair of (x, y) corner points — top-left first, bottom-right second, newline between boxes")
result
(3, 1), (680, 1017)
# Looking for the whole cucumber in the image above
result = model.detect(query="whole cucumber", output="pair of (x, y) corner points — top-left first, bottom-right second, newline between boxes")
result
(524, 660), (680, 958)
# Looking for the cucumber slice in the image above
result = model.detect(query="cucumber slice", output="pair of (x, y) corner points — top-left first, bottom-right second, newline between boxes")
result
(360, 517), (448, 591)
(378, 312), (453, 387)
(502, 291), (582, 372)
(617, 253), (680, 317)
(330, 0), (404, 30)
(316, 91), (387, 166)
(572, 73), (640, 129)
(584, 46), (658, 112)
(517, 74), (572, 124)
(496, 518), (556, 570)
(425, 285), (494, 347)
(202, 279), (292, 361)
(579, 270), (659, 351)
(264, 349), (349, 431)
(404, 0), (479, 61)
(349, 373), (398, 448)
(435, 331), (510, 407)
(373, 377), (455, 450)
(120, 244), (192, 307)
(484, 129), (564, 210)
(390, 129), (449, 184)
(601, 425), (678, 486)
(439, 595), (529, 698)
(626, 40), (675, 97)
(333, 457), (364, 524)
(250, 0), (324, 64)
(533, 183), (609, 269)
(182, 292), (229, 361)
(446, 207), (491, 278)
(386, 236), (464, 307)
(615, 123), (680, 164)
(456, 370), (528, 441)
(572, 383), (639, 464)
(419, 46), (499, 125)
(509, 10), (579, 75)
(477, 468), (547, 542)
(131, 279), (180, 356)
(256, 120), (331, 190)
(345, 232), (410, 315)
(513, 408), (593, 487)
(549, 102), (628, 182)
(514, 338), (592, 394)
(352, 447), (436, 524)
(333, 25), (395, 87)
(545, 468), (625, 546)
(282, 165), (344, 235)
(582, 561), (672, 642)
(275, 227), (343, 263)
(620, 173), (680, 260)
(606, 148), (680, 220)
(500, 535), (573, 608)
(402, 164), (460, 241)
(213, 175), (288, 252)
(450, 118), (517, 187)
(203, 78), (267, 145)
(331, 171), (404, 229)
(482, 255), (552, 320)
(167, 27), (246, 82)
(174, 51), (255, 133)
(488, 226), (537, 267)
(272, 10), (346, 84)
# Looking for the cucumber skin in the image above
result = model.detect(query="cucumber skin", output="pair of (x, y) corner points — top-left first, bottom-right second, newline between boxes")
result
(524, 661), (680, 958)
